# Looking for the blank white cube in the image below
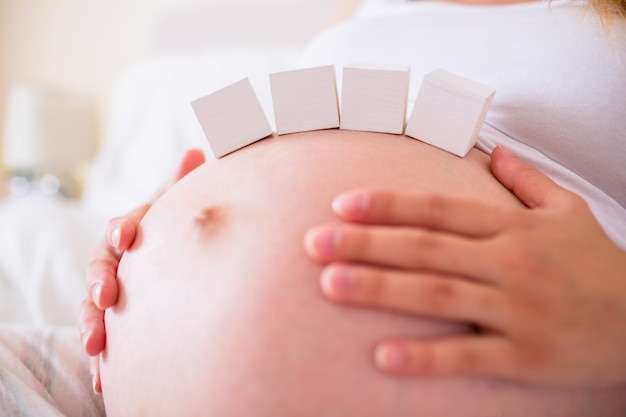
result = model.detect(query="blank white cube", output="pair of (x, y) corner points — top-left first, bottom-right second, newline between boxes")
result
(340, 64), (410, 135)
(405, 69), (496, 157)
(270, 65), (339, 135)
(191, 78), (273, 158)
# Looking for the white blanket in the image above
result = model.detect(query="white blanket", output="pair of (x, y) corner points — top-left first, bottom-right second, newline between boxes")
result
(0, 325), (104, 417)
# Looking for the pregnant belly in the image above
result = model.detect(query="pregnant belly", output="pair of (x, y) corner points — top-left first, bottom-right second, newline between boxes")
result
(100, 130), (626, 417)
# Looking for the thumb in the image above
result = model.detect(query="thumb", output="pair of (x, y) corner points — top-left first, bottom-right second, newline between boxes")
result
(152, 149), (206, 201)
(490, 146), (568, 209)
(174, 149), (206, 182)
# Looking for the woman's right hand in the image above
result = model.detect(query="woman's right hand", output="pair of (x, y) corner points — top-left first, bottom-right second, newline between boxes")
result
(79, 149), (206, 393)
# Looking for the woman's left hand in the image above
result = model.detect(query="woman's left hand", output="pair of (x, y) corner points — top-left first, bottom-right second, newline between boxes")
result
(80, 149), (205, 392)
(304, 146), (626, 388)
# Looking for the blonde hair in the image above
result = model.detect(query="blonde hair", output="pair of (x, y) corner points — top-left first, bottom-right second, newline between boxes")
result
(588, 0), (626, 21)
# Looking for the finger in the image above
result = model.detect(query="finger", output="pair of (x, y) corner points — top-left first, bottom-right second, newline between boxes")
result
(305, 223), (494, 281)
(106, 203), (150, 251)
(85, 257), (120, 310)
(89, 356), (102, 393)
(332, 190), (508, 237)
(374, 336), (517, 380)
(86, 204), (150, 309)
(152, 149), (206, 200)
(320, 263), (505, 328)
(175, 149), (206, 180)
(79, 299), (106, 356)
(490, 146), (575, 210)
(106, 217), (136, 252)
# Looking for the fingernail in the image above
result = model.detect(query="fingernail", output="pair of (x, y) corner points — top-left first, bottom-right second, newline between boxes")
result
(80, 329), (91, 347)
(92, 375), (100, 393)
(110, 224), (121, 248)
(321, 265), (354, 297)
(332, 191), (369, 217)
(376, 344), (408, 372)
(309, 228), (340, 258)
(91, 283), (102, 307)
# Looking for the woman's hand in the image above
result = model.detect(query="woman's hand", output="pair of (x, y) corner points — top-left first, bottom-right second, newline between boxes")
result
(304, 146), (626, 388)
(79, 149), (205, 392)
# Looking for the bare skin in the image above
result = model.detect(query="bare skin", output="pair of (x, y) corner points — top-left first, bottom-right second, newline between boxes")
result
(80, 149), (206, 392)
(79, 0), (626, 399)
(90, 131), (624, 416)
(305, 146), (626, 388)
(82, 144), (626, 400)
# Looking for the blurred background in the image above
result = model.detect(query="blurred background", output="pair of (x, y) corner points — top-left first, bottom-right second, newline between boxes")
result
(0, 0), (336, 198)
(0, 1), (346, 396)
(0, 0), (338, 329)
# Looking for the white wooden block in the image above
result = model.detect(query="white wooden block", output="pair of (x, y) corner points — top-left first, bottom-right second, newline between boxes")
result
(405, 69), (496, 157)
(270, 65), (339, 135)
(191, 78), (273, 158)
(340, 64), (410, 135)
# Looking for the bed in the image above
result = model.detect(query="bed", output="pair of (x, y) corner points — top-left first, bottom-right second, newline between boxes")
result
(0, 1), (335, 415)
